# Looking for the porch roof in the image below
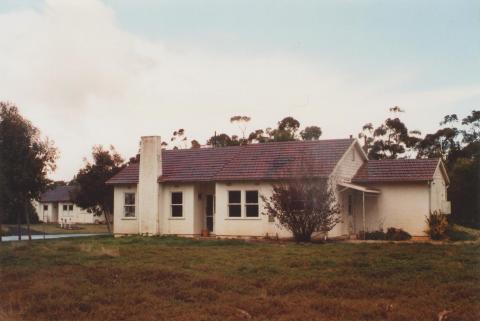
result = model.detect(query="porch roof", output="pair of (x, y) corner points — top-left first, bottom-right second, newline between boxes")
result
(337, 181), (381, 194)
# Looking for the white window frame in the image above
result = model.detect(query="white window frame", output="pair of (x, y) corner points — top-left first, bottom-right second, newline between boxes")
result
(245, 190), (259, 218)
(227, 190), (242, 218)
(171, 191), (184, 218)
(123, 192), (136, 218)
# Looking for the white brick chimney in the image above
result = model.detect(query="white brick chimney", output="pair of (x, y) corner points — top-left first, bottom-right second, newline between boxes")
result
(138, 136), (162, 235)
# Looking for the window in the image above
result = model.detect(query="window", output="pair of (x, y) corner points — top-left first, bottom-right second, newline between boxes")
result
(171, 192), (183, 217)
(124, 193), (136, 218)
(228, 191), (241, 217)
(63, 204), (68, 211)
(43, 205), (48, 211)
(69, 204), (74, 211)
(245, 191), (259, 217)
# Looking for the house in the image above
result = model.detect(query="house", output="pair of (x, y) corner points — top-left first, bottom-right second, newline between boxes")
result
(36, 186), (104, 224)
(107, 136), (451, 238)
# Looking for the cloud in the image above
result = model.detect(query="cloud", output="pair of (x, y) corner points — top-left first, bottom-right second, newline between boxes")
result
(0, 0), (478, 180)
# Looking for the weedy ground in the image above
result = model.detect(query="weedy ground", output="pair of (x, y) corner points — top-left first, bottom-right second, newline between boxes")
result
(0, 236), (479, 321)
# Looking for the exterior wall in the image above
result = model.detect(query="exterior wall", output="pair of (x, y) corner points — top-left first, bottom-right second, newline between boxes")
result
(113, 185), (139, 235)
(329, 141), (367, 237)
(331, 142), (366, 183)
(430, 166), (449, 214)
(360, 182), (430, 236)
(214, 182), (292, 238)
(35, 201), (57, 223)
(160, 183), (197, 235)
(58, 202), (102, 224)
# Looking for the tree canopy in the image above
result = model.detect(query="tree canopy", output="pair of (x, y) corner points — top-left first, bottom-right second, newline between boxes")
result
(0, 102), (58, 239)
(73, 145), (125, 233)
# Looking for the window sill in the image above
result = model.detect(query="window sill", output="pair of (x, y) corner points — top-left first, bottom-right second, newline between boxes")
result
(169, 217), (186, 220)
(121, 217), (137, 220)
(225, 217), (262, 221)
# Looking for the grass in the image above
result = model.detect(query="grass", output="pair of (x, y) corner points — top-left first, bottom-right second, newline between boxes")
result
(0, 236), (479, 321)
(1, 223), (109, 236)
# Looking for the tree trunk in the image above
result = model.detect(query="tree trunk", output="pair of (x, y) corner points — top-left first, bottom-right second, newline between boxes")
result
(25, 202), (32, 241)
(0, 207), (3, 242)
(17, 206), (21, 241)
(104, 211), (112, 234)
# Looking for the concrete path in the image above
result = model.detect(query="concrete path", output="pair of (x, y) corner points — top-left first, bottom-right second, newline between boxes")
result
(0, 233), (109, 242)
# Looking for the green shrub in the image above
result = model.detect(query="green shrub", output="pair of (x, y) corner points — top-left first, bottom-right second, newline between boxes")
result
(425, 212), (449, 240)
(385, 228), (411, 241)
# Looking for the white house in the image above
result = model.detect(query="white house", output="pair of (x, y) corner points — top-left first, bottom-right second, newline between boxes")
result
(36, 186), (104, 224)
(107, 136), (451, 238)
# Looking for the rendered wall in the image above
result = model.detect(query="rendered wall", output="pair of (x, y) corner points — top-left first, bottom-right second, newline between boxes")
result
(160, 183), (196, 235)
(360, 182), (430, 236)
(113, 185), (139, 235)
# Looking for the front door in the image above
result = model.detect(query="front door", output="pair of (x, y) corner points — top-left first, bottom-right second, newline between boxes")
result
(205, 195), (214, 233)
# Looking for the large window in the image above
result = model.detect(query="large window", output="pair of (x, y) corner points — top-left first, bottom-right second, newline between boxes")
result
(171, 192), (183, 217)
(245, 191), (259, 217)
(124, 193), (136, 218)
(228, 191), (242, 217)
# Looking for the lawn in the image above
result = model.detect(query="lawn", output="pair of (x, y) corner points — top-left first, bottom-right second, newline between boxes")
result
(0, 236), (479, 321)
(1, 223), (109, 236)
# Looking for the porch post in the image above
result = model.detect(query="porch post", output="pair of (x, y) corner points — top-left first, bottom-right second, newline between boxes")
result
(362, 191), (366, 240)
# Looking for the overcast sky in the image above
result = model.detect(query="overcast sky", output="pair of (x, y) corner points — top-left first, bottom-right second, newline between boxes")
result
(0, 0), (478, 180)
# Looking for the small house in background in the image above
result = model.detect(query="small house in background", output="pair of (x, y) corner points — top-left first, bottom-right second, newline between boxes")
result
(35, 186), (104, 224)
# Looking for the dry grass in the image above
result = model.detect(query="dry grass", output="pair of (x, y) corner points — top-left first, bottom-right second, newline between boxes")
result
(0, 236), (479, 321)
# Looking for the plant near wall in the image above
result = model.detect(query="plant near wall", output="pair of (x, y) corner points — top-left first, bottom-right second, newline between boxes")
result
(425, 211), (449, 240)
(261, 175), (341, 243)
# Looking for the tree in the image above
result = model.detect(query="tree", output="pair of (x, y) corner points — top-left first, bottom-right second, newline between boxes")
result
(416, 110), (479, 227)
(190, 140), (201, 149)
(170, 128), (188, 149)
(73, 145), (124, 233)
(300, 126), (322, 141)
(0, 102), (57, 241)
(206, 133), (241, 147)
(261, 154), (341, 242)
(359, 107), (421, 159)
(230, 115), (251, 143)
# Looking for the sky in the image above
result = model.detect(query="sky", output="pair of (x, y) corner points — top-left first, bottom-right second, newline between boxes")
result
(0, 0), (478, 180)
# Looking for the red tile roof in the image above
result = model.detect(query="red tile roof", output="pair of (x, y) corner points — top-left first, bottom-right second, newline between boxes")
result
(106, 139), (355, 184)
(352, 158), (441, 183)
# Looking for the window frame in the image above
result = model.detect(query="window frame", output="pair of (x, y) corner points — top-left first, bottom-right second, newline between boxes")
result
(63, 204), (68, 211)
(123, 192), (136, 218)
(68, 204), (74, 211)
(245, 190), (259, 217)
(228, 190), (242, 218)
(43, 204), (48, 211)
(170, 191), (184, 218)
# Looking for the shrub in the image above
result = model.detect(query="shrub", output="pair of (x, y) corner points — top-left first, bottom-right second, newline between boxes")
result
(446, 224), (478, 241)
(385, 228), (411, 241)
(425, 212), (449, 240)
(362, 230), (386, 240)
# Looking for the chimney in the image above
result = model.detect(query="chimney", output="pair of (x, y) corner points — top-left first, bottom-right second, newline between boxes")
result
(138, 136), (162, 235)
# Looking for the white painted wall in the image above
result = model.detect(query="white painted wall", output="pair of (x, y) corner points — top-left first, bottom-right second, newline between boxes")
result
(359, 182), (430, 236)
(160, 183), (196, 235)
(35, 201), (101, 224)
(214, 182), (292, 238)
(113, 185), (139, 235)
(430, 166), (449, 214)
